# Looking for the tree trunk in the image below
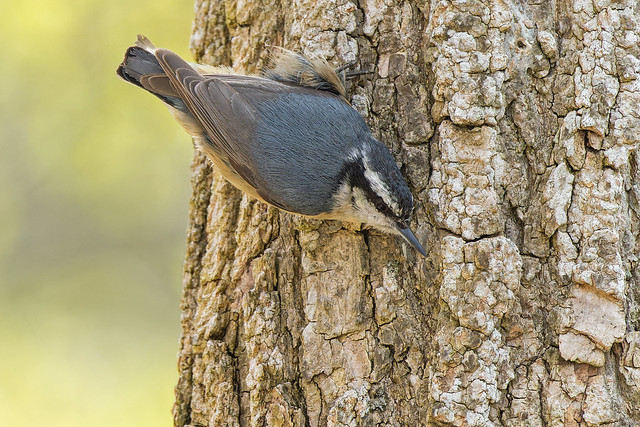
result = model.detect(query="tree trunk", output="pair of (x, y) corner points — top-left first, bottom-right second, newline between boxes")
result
(173, 0), (640, 425)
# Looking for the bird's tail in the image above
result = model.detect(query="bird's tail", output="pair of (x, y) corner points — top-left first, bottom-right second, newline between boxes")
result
(116, 36), (160, 87)
(116, 35), (185, 108)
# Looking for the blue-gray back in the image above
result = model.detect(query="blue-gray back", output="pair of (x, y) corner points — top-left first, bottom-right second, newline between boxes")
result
(249, 91), (371, 215)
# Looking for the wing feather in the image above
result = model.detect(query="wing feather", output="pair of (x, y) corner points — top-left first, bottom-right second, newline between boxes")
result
(139, 74), (177, 98)
(153, 48), (265, 196)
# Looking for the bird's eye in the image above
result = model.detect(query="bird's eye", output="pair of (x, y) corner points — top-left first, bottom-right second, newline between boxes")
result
(371, 197), (400, 221)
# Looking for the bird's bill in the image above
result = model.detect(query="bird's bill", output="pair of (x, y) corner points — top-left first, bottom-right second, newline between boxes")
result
(398, 227), (426, 257)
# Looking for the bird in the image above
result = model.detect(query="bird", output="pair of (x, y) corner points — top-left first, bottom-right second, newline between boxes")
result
(117, 35), (425, 256)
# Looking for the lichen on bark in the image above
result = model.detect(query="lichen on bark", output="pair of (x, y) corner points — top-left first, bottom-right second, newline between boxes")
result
(173, 0), (640, 425)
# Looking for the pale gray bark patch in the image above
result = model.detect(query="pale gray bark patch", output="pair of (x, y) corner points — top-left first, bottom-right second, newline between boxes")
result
(174, 0), (640, 425)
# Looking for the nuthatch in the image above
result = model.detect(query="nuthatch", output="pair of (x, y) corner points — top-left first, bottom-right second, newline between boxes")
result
(117, 36), (425, 256)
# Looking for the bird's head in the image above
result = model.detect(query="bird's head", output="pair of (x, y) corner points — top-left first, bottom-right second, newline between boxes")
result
(330, 138), (426, 256)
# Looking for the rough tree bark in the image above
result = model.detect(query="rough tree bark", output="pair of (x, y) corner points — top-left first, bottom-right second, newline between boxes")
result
(173, 0), (640, 425)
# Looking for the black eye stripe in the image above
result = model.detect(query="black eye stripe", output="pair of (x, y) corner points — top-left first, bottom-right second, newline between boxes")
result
(371, 193), (396, 218)
(339, 158), (405, 222)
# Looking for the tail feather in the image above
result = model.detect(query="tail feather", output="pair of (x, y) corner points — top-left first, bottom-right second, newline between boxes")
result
(116, 36), (186, 109)
(116, 46), (163, 86)
(134, 34), (157, 52)
(117, 36), (207, 137)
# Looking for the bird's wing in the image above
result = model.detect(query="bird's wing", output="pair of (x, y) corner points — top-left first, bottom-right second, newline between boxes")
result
(153, 48), (297, 210)
(154, 49), (255, 156)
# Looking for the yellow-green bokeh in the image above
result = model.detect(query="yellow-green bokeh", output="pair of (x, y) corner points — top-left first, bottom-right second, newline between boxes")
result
(0, 1), (197, 425)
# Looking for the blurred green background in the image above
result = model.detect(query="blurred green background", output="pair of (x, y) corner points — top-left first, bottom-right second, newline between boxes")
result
(0, 1), (197, 425)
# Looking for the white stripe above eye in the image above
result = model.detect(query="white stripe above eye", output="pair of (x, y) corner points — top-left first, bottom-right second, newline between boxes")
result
(362, 157), (402, 217)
